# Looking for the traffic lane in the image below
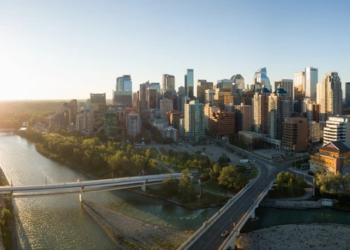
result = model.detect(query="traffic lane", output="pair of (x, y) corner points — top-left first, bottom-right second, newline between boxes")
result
(190, 173), (270, 249)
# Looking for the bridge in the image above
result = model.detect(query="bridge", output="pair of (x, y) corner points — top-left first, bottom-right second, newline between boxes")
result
(179, 140), (311, 250)
(0, 173), (183, 202)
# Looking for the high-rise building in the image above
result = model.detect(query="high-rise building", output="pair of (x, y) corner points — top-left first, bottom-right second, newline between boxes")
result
(162, 74), (175, 93)
(230, 104), (252, 132)
(253, 86), (271, 134)
(68, 99), (78, 119)
(76, 107), (94, 135)
(231, 74), (245, 90)
(126, 112), (141, 137)
(318, 72), (343, 122)
(197, 80), (213, 104)
(104, 110), (117, 139)
(294, 71), (306, 112)
(114, 75), (132, 107)
(268, 85), (292, 139)
(147, 86), (159, 109)
(183, 100), (205, 143)
(205, 89), (216, 106)
(216, 79), (232, 91)
(346, 82), (350, 108)
(214, 89), (233, 109)
(305, 67), (318, 100)
(90, 93), (106, 115)
(282, 118), (309, 152)
(160, 98), (173, 120)
(132, 92), (139, 109)
(184, 69), (194, 98)
(323, 115), (350, 146)
(178, 86), (185, 96)
(204, 104), (220, 131)
(274, 79), (293, 99)
(253, 68), (271, 90)
(208, 110), (235, 137)
(49, 106), (71, 129)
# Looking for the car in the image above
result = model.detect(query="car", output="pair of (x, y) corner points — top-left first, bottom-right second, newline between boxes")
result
(221, 231), (229, 237)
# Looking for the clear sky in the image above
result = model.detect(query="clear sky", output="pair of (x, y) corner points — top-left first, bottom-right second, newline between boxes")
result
(1, 0), (349, 100)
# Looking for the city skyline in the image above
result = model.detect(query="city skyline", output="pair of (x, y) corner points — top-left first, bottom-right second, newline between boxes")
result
(1, 0), (350, 100)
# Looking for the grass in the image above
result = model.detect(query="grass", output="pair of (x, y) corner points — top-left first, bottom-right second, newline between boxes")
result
(202, 180), (227, 193)
(247, 168), (258, 179)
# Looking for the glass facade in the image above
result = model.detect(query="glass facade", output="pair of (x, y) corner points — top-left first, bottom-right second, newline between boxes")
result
(305, 67), (318, 100)
(185, 69), (194, 98)
(116, 75), (132, 92)
(253, 67), (271, 90)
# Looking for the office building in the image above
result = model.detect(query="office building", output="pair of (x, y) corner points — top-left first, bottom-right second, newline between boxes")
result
(282, 118), (309, 152)
(178, 86), (185, 96)
(323, 115), (350, 146)
(197, 80), (213, 104)
(147, 86), (159, 109)
(231, 104), (252, 132)
(104, 110), (118, 139)
(132, 92), (139, 109)
(151, 118), (169, 131)
(309, 141), (350, 174)
(162, 74), (175, 93)
(253, 67), (271, 90)
(184, 69), (194, 98)
(49, 106), (71, 130)
(162, 126), (179, 142)
(126, 112), (141, 137)
(68, 99), (78, 119)
(215, 89), (233, 109)
(253, 85), (271, 134)
(268, 85), (292, 140)
(294, 71), (306, 112)
(167, 110), (183, 130)
(305, 67), (318, 100)
(346, 82), (350, 108)
(114, 75), (132, 107)
(208, 110), (235, 137)
(160, 98), (173, 120)
(90, 93), (106, 114)
(204, 104), (220, 131)
(76, 107), (94, 136)
(205, 89), (216, 106)
(318, 72), (343, 122)
(183, 100), (205, 143)
(181, 96), (191, 113)
(216, 79), (232, 91)
(231, 74), (245, 90)
(274, 79), (293, 99)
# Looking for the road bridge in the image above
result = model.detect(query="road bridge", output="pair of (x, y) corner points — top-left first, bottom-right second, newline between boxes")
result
(0, 173), (182, 202)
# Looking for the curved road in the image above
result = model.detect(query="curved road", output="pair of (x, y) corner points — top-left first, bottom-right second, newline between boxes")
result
(188, 140), (312, 250)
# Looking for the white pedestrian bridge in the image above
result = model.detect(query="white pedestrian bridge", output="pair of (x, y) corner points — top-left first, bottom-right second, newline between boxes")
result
(0, 173), (183, 202)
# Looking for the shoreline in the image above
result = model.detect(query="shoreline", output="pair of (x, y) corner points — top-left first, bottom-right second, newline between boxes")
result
(83, 200), (192, 249)
(236, 223), (350, 250)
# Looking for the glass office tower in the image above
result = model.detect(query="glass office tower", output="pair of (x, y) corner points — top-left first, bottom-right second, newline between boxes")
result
(305, 67), (318, 100)
(253, 67), (271, 90)
(185, 69), (194, 98)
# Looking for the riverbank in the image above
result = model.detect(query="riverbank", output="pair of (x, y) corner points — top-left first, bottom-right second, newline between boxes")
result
(236, 223), (350, 250)
(0, 167), (17, 250)
(83, 200), (191, 249)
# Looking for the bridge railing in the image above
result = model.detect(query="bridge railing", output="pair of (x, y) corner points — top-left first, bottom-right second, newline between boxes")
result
(178, 170), (261, 250)
(219, 179), (275, 250)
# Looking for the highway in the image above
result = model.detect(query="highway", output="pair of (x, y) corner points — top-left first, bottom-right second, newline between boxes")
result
(188, 138), (313, 250)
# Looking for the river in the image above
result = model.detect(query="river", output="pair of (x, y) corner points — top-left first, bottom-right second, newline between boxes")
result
(0, 134), (219, 249)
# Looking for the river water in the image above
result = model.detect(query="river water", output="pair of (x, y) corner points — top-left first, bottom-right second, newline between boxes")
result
(0, 134), (219, 249)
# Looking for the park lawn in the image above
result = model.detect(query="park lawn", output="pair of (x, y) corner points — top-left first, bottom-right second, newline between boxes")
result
(159, 147), (168, 156)
(202, 180), (227, 193)
(247, 168), (258, 179)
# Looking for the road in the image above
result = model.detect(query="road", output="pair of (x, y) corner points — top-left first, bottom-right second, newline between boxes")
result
(188, 137), (313, 250)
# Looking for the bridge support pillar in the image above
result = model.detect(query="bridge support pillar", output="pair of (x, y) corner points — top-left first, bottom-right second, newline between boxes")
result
(79, 191), (83, 203)
(250, 208), (256, 219)
(141, 182), (146, 192)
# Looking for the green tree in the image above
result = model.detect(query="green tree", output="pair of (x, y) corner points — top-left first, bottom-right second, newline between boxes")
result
(178, 169), (196, 202)
(218, 165), (248, 190)
(209, 164), (221, 180)
(161, 175), (179, 197)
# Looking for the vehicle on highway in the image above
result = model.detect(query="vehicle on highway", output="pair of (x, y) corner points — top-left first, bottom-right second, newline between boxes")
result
(221, 231), (229, 237)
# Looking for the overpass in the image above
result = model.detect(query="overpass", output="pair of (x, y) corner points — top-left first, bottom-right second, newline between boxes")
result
(0, 173), (183, 202)
(180, 138), (312, 250)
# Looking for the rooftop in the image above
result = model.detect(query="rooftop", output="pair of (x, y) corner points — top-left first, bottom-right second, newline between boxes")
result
(320, 141), (350, 153)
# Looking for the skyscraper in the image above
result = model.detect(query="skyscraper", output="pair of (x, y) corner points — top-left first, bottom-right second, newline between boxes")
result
(162, 74), (175, 93)
(346, 82), (350, 108)
(305, 67), (318, 100)
(253, 85), (271, 134)
(90, 93), (106, 114)
(114, 75), (132, 107)
(294, 71), (306, 112)
(183, 100), (205, 143)
(197, 80), (213, 104)
(185, 69), (194, 98)
(274, 79), (293, 99)
(253, 68), (271, 90)
(323, 115), (350, 146)
(318, 72), (343, 122)
(231, 74), (245, 90)
(160, 98), (173, 120)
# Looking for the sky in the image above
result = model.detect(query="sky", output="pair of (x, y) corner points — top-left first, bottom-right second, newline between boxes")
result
(1, 0), (350, 100)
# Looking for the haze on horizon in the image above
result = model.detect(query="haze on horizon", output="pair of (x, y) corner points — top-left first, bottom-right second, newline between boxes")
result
(1, 0), (349, 100)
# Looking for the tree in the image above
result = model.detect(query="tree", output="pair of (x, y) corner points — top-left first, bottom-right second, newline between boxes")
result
(178, 169), (196, 202)
(161, 175), (179, 197)
(145, 148), (153, 159)
(218, 166), (248, 190)
(209, 164), (221, 180)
